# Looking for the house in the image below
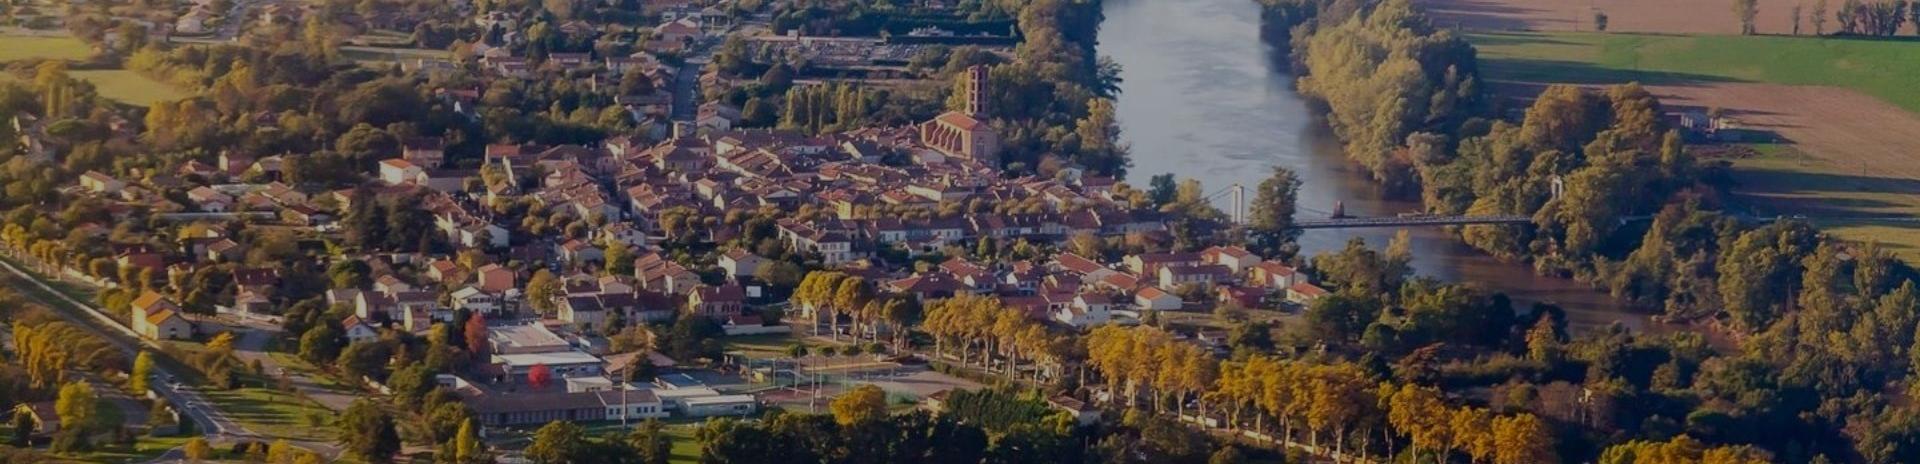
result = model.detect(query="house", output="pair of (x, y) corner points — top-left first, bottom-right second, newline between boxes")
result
(654, 18), (702, 44)
(1126, 252), (1205, 275)
(186, 186), (233, 212)
(1157, 264), (1230, 290)
(80, 171), (124, 194)
(476, 264), (516, 293)
(687, 284), (745, 319)
(402, 137), (446, 169)
(1215, 285), (1264, 309)
(130, 292), (193, 340)
(1287, 282), (1329, 305)
(1054, 293), (1114, 328)
(1249, 262), (1301, 291)
(1134, 286), (1182, 311)
(379, 159), (423, 185)
(718, 248), (766, 280)
(887, 272), (971, 302)
(560, 296), (608, 331)
(558, 239), (605, 265)
(696, 102), (741, 131)
(342, 315), (380, 344)
(451, 286), (504, 315)
(1201, 246), (1262, 273)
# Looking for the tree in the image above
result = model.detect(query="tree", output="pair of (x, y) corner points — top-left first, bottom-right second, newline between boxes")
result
(528, 363), (553, 389)
(465, 312), (490, 360)
(130, 351), (154, 392)
(338, 399), (401, 462)
(1249, 165), (1303, 237)
(299, 324), (343, 364)
(184, 437), (213, 460)
(53, 380), (97, 451)
(1492, 413), (1556, 464)
(453, 418), (486, 464)
(629, 418), (673, 464)
(1734, 0), (1760, 33)
(831, 384), (889, 426)
(1814, 0), (1831, 33)
(10, 410), (32, 446)
(1148, 174), (1177, 206)
(526, 421), (586, 464)
(1208, 446), (1247, 464)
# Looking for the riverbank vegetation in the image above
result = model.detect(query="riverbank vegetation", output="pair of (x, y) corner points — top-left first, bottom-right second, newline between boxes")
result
(1252, 0), (1920, 461)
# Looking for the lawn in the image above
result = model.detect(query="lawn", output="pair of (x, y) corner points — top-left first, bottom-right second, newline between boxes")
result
(1468, 31), (1920, 113)
(200, 386), (336, 441)
(0, 35), (94, 62)
(68, 69), (189, 106)
(52, 435), (196, 463)
(1720, 144), (1920, 261)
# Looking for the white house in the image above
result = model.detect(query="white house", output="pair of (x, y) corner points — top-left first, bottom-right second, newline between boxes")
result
(718, 248), (767, 280)
(378, 159), (423, 185)
(1054, 293), (1114, 328)
(1134, 286), (1182, 311)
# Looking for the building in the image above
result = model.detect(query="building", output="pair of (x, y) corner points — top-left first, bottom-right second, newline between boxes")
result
(687, 284), (745, 319)
(718, 248), (767, 280)
(487, 324), (574, 355)
(130, 292), (193, 340)
(918, 65), (1000, 166)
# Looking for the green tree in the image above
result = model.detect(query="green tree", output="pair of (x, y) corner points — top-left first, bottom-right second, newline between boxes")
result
(1249, 166), (1302, 235)
(526, 421), (586, 464)
(628, 418), (673, 464)
(52, 381), (98, 451)
(338, 399), (401, 462)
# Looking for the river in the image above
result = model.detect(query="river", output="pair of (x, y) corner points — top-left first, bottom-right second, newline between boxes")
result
(1099, 0), (1652, 332)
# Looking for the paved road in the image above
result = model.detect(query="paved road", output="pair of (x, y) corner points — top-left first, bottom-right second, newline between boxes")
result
(229, 322), (357, 411)
(0, 255), (355, 462)
(0, 256), (227, 437)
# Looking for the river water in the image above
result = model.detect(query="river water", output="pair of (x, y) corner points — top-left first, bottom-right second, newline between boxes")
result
(1100, 0), (1650, 332)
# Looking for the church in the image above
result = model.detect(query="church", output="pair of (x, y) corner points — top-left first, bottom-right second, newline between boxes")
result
(918, 65), (1002, 166)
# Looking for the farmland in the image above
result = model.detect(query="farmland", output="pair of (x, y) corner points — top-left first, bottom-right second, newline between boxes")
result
(1420, 0), (1918, 35)
(0, 34), (189, 106)
(1465, 30), (1920, 260)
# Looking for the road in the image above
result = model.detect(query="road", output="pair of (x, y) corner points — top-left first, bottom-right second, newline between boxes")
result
(0, 255), (349, 462)
(229, 321), (357, 411)
(0, 255), (228, 437)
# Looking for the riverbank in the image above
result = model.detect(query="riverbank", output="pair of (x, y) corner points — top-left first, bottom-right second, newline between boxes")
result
(1100, 0), (1661, 334)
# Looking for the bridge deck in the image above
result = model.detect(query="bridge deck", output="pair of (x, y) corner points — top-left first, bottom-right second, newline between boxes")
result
(1293, 215), (1533, 229)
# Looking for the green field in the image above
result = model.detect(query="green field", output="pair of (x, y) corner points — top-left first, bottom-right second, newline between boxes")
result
(1468, 31), (1920, 113)
(0, 35), (95, 62)
(0, 34), (189, 106)
(201, 387), (337, 441)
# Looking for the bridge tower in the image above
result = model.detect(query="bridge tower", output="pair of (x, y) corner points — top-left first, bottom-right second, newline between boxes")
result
(1550, 175), (1566, 200)
(1232, 183), (1245, 224)
(1331, 200), (1347, 219)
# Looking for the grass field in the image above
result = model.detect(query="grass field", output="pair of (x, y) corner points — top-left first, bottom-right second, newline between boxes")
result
(201, 386), (337, 441)
(0, 34), (188, 106)
(1469, 32), (1920, 113)
(0, 35), (94, 62)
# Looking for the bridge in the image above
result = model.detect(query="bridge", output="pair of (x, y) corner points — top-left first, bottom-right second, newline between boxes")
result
(1292, 214), (1534, 229)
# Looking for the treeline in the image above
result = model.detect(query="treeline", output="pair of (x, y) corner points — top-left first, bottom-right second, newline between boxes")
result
(1273, 0), (1482, 190)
